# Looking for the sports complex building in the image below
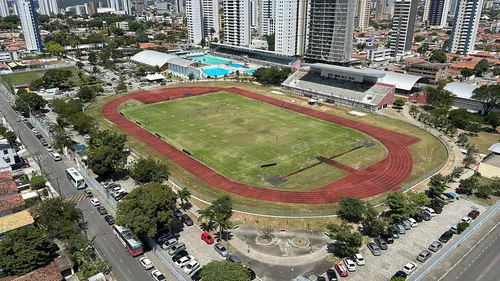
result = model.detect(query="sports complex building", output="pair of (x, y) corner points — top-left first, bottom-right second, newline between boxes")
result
(130, 50), (202, 78)
(282, 64), (428, 112)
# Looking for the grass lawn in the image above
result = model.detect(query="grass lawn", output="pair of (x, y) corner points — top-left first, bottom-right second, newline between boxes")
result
(468, 130), (500, 154)
(121, 91), (385, 190)
(5, 67), (85, 86)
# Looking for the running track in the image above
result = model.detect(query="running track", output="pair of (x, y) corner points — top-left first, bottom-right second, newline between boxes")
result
(103, 87), (420, 204)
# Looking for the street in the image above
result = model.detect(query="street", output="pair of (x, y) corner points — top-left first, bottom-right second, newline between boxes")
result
(0, 89), (155, 281)
(441, 222), (500, 281)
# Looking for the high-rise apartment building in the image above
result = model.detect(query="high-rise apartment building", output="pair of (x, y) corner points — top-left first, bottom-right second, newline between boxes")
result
(275, 0), (307, 56)
(448, 0), (483, 54)
(187, 0), (219, 44)
(223, 0), (251, 46)
(356, 0), (371, 31)
(108, 0), (120, 10)
(135, 0), (145, 13)
(122, 0), (132, 14)
(250, 0), (258, 28)
(390, 0), (417, 57)
(16, 0), (43, 52)
(375, 0), (394, 20)
(176, 0), (185, 14)
(38, 0), (58, 15)
(423, 0), (431, 23)
(427, 0), (450, 27)
(305, 0), (355, 63)
(0, 0), (9, 17)
(202, 0), (219, 40)
(260, 0), (275, 36)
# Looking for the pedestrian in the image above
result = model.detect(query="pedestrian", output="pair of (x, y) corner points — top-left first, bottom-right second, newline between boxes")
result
(247, 246), (250, 253)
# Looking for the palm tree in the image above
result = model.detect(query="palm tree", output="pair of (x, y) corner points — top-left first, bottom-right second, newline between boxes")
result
(197, 207), (216, 232)
(178, 188), (191, 210)
(212, 211), (232, 241)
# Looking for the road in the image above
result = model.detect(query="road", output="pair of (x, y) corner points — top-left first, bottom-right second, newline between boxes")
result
(441, 223), (500, 281)
(0, 89), (154, 281)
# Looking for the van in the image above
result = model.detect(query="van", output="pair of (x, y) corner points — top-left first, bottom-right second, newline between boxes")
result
(51, 152), (62, 161)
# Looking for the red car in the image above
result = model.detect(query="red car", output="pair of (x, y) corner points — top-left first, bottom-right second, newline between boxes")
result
(201, 232), (214, 244)
(335, 263), (348, 277)
(468, 210), (480, 219)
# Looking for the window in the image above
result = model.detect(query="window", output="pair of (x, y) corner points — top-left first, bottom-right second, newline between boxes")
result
(3, 150), (7, 155)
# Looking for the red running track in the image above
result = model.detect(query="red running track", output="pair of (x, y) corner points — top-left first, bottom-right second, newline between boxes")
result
(103, 87), (420, 204)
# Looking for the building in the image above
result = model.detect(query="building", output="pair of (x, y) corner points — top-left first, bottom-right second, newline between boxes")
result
(223, 0), (251, 46)
(407, 62), (450, 83)
(250, 0), (258, 28)
(366, 46), (393, 62)
(186, 0), (203, 44)
(448, 0), (484, 54)
(0, 0), (9, 17)
(260, 0), (275, 36)
(0, 139), (16, 172)
(156, 1), (172, 15)
(0, 210), (34, 240)
(175, 0), (185, 14)
(130, 50), (202, 78)
(375, 0), (394, 20)
(427, 0), (451, 28)
(0, 51), (19, 62)
(122, 0), (132, 14)
(108, 0), (120, 11)
(115, 21), (129, 31)
(16, 0), (43, 52)
(88, 1), (96, 14)
(202, 0), (219, 41)
(305, 0), (356, 64)
(275, 0), (307, 56)
(356, 0), (371, 31)
(390, 0), (418, 57)
(0, 171), (24, 216)
(135, 0), (145, 13)
(38, 0), (58, 15)
(75, 4), (87, 15)
(477, 143), (500, 179)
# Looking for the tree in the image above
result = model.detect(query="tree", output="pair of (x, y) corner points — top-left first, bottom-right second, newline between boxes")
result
(429, 51), (447, 63)
(386, 191), (409, 222)
(87, 145), (125, 177)
(407, 191), (430, 211)
(15, 89), (47, 113)
(460, 68), (475, 79)
(457, 222), (469, 234)
(417, 43), (429, 54)
(476, 184), (492, 198)
(448, 108), (473, 129)
(471, 85), (500, 116)
(485, 112), (500, 131)
(178, 188), (191, 210)
(425, 86), (454, 109)
(494, 68), (500, 76)
(29, 78), (44, 91)
(456, 175), (478, 195)
(76, 86), (96, 102)
(30, 173), (46, 190)
(201, 260), (251, 281)
(361, 204), (386, 237)
(391, 277), (406, 281)
(327, 221), (362, 257)
(70, 112), (95, 133)
(338, 196), (365, 223)
(30, 198), (83, 239)
(414, 35), (426, 42)
(474, 59), (490, 76)
(428, 174), (447, 197)
(116, 182), (177, 237)
(88, 52), (98, 65)
(252, 67), (291, 85)
(450, 166), (464, 182)
(76, 61), (84, 69)
(42, 69), (72, 88)
(188, 72), (195, 80)
(0, 227), (59, 276)
(392, 98), (405, 111)
(116, 82), (127, 92)
(44, 41), (64, 57)
(130, 157), (169, 183)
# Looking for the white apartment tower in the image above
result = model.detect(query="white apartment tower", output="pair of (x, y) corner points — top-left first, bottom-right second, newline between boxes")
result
(186, 0), (203, 44)
(305, 0), (356, 63)
(448, 0), (483, 54)
(375, 0), (395, 20)
(122, 0), (132, 14)
(202, 0), (219, 40)
(260, 0), (276, 36)
(250, 0), (259, 28)
(223, 0), (251, 46)
(108, 0), (121, 11)
(390, 0), (418, 57)
(275, 0), (307, 56)
(16, 0), (43, 52)
(0, 0), (9, 17)
(356, 0), (371, 31)
(38, 0), (58, 15)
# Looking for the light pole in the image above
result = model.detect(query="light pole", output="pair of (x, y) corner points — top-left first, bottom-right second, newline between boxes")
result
(310, 229), (313, 253)
(291, 268), (294, 281)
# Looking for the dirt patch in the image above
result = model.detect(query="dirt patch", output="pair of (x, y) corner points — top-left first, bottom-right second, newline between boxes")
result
(292, 237), (310, 248)
(256, 235), (274, 245)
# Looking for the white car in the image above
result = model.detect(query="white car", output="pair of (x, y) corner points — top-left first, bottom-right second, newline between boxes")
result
(51, 152), (62, 161)
(83, 134), (91, 139)
(151, 270), (166, 281)
(353, 253), (365, 266)
(139, 257), (154, 270)
(90, 198), (100, 206)
(460, 216), (472, 224)
(407, 218), (418, 227)
(175, 255), (194, 268)
(343, 258), (356, 272)
(182, 260), (200, 275)
(422, 207), (436, 217)
(402, 262), (417, 274)
(161, 238), (178, 250)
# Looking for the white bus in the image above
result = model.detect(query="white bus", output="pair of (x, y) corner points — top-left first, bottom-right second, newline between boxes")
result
(65, 167), (87, 189)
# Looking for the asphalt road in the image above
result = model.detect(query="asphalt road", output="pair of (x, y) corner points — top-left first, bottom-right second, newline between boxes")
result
(441, 222), (500, 281)
(0, 89), (154, 281)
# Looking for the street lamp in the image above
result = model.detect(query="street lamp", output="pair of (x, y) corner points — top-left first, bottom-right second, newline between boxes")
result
(310, 229), (313, 253)
(291, 268), (294, 281)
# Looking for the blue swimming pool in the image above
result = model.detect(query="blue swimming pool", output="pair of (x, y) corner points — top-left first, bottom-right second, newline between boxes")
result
(245, 69), (257, 74)
(192, 55), (230, 65)
(203, 67), (232, 77)
(228, 63), (245, 68)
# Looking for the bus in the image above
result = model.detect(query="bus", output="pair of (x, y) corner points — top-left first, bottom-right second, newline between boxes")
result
(112, 225), (144, 256)
(65, 167), (87, 189)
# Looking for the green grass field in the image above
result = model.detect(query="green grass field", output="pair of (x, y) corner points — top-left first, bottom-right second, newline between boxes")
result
(121, 91), (386, 190)
(5, 67), (84, 86)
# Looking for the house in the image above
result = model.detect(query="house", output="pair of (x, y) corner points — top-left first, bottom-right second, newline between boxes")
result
(0, 261), (62, 281)
(0, 210), (34, 240)
(0, 139), (16, 172)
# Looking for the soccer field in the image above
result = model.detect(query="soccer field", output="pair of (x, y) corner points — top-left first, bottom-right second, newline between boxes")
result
(121, 92), (386, 190)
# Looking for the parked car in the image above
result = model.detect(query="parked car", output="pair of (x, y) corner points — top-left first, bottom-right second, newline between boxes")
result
(392, 271), (407, 280)
(181, 214), (194, 226)
(412, 213), (423, 222)
(104, 215), (115, 225)
(139, 257), (154, 270)
(326, 269), (339, 281)
(422, 207), (436, 216)
(416, 250), (432, 262)
(151, 270), (166, 281)
(388, 225), (400, 238)
(334, 263), (348, 277)
(182, 260), (200, 275)
(430, 198), (445, 209)
(407, 218), (418, 227)
(172, 250), (189, 263)
(226, 254), (241, 263)
(421, 211), (432, 221)
(201, 232), (214, 244)
(450, 224), (459, 234)
(402, 262), (417, 275)
(83, 189), (93, 197)
(51, 152), (62, 161)
(428, 241), (443, 252)
(399, 219), (411, 230)
(97, 206), (108, 215)
(214, 243), (229, 257)
(367, 242), (381, 256)
(396, 224), (406, 234)
(175, 255), (194, 268)
(353, 253), (365, 265)
(460, 216), (472, 224)
(90, 198), (100, 206)
(168, 243), (186, 256)
(173, 208), (183, 218)
(468, 210), (480, 219)
(191, 269), (202, 281)
(439, 231), (454, 243)
(433, 205), (443, 214)
(441, 193), (455, 202)
(343, 258), (356, 272)
(161, 238), (178, 250)
(317, 277), (326, 281)
(381, 233), (394, 244)
(374, 237), (388, 250)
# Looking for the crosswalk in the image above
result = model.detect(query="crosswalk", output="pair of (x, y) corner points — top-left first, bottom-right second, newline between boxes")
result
(64, 193), (87, 204)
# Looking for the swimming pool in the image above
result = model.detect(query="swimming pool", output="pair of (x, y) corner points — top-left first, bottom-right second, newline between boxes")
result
(245, 69), (257, 74)
(203, 67), (232, 77)
(192, 55), (230, 65)
(228, 63), (245, 68)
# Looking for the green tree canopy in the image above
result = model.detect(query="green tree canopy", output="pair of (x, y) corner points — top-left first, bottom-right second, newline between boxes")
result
(428, 174), (447, 197)
(393, 98), (405, 111)
(474, 59), (490, 76)
(471, 84), (500, 116)
(201, 260), (251, 281)
(15, 89), (48, 113)
(361, 204), (386, 237)
(130, 157), (169, 183)
(88, 52), (98, 65)
(252, 67), (292, 85)
(0, 227), (59, 276)
(116, 182), (177, 237)
(29, 173), (46, 190)
(417, 43), (429, 55)
(70, 112), (95, 133)
(42, 68), (73, 88)
(30, 198), (83, 240)
(44, 41), (64, 56)
(425, 86), (454, 109)
(327, 221), (362, 257)
(460, 68), (475, 79)
(485, 112), (500, 130)
(386, 191), (409, 222)
(429, 50), (447, 63)
(76, 86), (96, 102)
(448, 108), (474, 129)
(338, 196), (365, 223)
(87, 145), (126, 177)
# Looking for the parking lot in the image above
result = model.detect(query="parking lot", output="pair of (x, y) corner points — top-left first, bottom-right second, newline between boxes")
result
(341, 198), (485, 280)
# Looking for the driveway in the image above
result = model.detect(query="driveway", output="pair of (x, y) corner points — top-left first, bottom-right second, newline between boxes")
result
(342, 198), (485, 281)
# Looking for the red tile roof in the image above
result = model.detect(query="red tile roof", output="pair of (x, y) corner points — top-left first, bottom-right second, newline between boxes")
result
(1, 262), (62, 281)
(0, 171), (13, 183)
(0, 194), (24, 212)
(0, 181), (17, 196)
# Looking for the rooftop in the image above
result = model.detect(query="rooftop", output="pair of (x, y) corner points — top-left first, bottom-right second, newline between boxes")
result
(0, 181), (18, 196)
(488, 143), (500, 154)
(444, 82), (479, 99)
(0, 210), (34, 234)
(1, 261), (62, 281)
(130, 50), (196, 68)
(0, 171), (12, 183)
(0, 194), (24, 212)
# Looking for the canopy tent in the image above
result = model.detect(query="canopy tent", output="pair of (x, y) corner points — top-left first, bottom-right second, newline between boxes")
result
(145, 73), (165, 81)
